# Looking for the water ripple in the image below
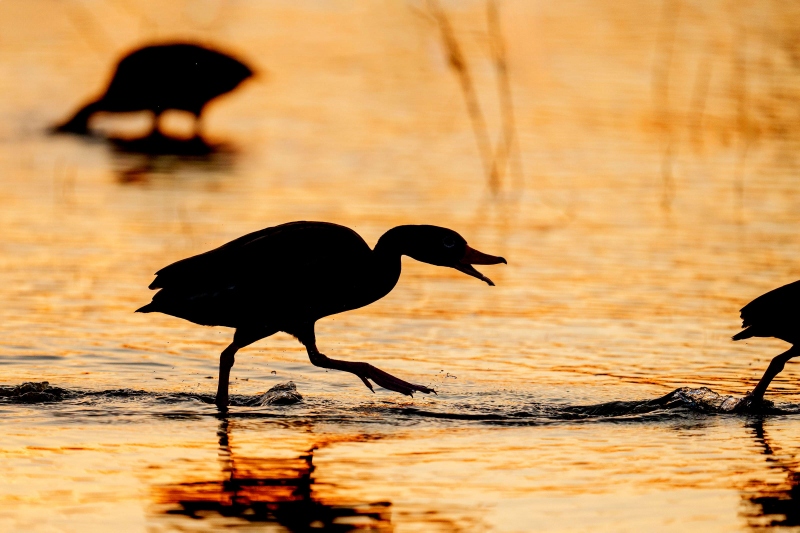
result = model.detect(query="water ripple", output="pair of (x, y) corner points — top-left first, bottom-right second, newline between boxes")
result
(3, 382), (797, 426)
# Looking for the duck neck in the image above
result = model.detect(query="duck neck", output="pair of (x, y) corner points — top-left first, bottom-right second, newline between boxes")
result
(373, 225), (417, 262)
(372, 225), (417, 285)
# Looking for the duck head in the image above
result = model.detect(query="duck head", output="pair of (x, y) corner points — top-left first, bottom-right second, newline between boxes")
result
(380, 225), (507, 286)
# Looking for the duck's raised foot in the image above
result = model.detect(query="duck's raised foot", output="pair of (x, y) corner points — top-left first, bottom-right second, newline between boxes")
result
(348, 361), (436, 397)
(309, 351), (436, 397)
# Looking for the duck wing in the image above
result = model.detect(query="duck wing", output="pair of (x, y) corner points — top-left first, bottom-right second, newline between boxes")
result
(139, 221), (374, 327)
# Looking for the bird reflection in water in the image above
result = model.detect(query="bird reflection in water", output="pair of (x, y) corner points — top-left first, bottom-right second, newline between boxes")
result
(110, 136), (236, 184)
(741, 420), (800, 528)
(154, 419), (392, 531)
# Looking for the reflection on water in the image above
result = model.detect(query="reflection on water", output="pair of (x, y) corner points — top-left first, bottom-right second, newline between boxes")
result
(155, 419), (391, 531)
(3, 385), (800, 532)
(742, 420), (800, 529)
(110, 132), (237, 183)
(110, 132), (223, 157)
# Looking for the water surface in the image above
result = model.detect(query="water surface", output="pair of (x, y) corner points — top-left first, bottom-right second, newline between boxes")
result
(3, 1), (800, 530)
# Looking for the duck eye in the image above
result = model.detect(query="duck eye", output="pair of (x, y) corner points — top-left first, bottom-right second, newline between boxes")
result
(442, 236), (456, 248)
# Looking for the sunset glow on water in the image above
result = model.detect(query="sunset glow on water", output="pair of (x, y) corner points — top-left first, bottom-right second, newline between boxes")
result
(4, 1), (800, 531)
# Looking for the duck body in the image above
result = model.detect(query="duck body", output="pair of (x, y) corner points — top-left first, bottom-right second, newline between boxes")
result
(55, 43), (253, 135)
(139, 222), (401, 336)
(138, 221), (506, 407)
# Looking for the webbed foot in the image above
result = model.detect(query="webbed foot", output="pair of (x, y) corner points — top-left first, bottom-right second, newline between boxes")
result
(353, 363), (436, 397)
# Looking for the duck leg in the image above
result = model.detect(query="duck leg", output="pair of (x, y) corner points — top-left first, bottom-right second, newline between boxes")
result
(152, 110), (164, 136)
(193, 113), (204, 139)
(304, 342), (435, 397)
(746, 345), (800, 406)
(215, 342), (239, 409)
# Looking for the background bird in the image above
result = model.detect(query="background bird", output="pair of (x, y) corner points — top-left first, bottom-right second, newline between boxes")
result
(53, 42), (253, 137)
(733, 280), (800, 407)
(137, 221), (507, 408)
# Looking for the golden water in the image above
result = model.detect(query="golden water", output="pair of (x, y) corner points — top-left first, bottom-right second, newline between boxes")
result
(3, 0), (800, 530)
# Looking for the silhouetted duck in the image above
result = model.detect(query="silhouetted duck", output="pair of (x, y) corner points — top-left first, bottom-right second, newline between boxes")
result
(733, 280), (800, 406)
(53, 43), (252, 137)
(137, 221), (506, 407)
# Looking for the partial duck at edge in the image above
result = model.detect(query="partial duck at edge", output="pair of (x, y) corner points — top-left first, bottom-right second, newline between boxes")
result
(734, 279), (800, 408)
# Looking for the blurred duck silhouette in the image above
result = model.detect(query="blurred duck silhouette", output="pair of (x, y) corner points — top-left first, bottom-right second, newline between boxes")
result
(137, 221), (506, 408)
(53, 43), (253, 143)
(734, 280), (800, 409)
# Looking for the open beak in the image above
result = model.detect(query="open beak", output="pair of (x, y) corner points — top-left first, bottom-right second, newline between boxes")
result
(453, 245), (507, 286)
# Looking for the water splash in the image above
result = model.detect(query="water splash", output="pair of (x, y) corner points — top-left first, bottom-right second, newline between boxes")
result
(664, 386), (745, 412)
(0, 382), (794, 424)
(0, 381), (302, 406)
(250, 381), (303, 406)
(0, 381), (77, 403)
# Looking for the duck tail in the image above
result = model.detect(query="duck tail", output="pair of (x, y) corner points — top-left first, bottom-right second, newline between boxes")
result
(135, 302), (158, 313)
(732, 326), (755, 341)
(51, 100), (102, 135)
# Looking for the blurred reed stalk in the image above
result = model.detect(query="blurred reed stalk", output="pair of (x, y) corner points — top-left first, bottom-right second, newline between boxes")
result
(688, 52), (712, 153)
(428, 0), (500, 193)
(652, 0), (681, 213)
(732, 26), (750, 219)
(487, 0), (524, 196)
(65, 1), (114, 56)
